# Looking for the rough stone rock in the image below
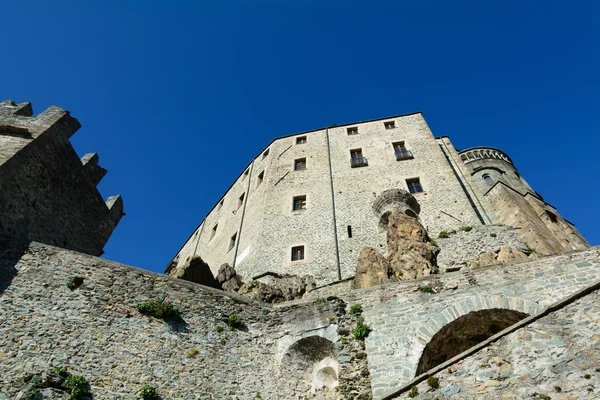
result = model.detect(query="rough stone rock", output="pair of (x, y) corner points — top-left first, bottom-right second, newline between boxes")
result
(170, 256), (220, 289)
(352, 248), (392, 289)
(471, 246), (530, 269)
(352, 212), (439, 289)
(216, 263), (242, 292)
(239, 274), (316, 303)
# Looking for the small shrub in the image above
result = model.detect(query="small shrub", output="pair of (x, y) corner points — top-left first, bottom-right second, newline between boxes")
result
(216, 325), (224, 332)
(447, 367), (453, 374)
(53, 366), (69, 377)
(136, 297), (180, 319)
(314, 297), (326, 304)
(138, 384), (160, 400)
(64, 375), (90, 400)
(262, 309), (270, 315)
(490, 233), (497, 238)
(25, 388), (40, 400)
(256, 394), (262, 399)
(429, 238), (438, 246)
(187, 348), (198, 358)
(353, 321), (371, 339)
(66, 276), (85, 290)
(438, 231), (450, 239)
(325, 315), (335, 322)
(554, 386), (562, 392)
(340, 338), (348, 345)
(584, 374), (591, 379)
(427, 376), (440, 389)
(419, 285), (435, 294)
(228, 314), (243, 330)
(349, 304), (363, 315)
(408, 387), (419, 398)
(459, 226), (472, 232)
(534, 394), (551, 400)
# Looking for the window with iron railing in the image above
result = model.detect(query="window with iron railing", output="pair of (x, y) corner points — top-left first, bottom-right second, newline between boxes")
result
(350, 149), (368, 167)
(292, 195), (307, 210)
(393, 142), (413, 160)
(291, 246), (305, 261)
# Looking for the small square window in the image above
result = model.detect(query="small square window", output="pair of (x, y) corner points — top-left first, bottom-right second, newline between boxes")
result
(238, 192), (245, 208)
(229, 233), (237, 251)
(291, 246), (305, 261)
(292, 195), (307, 211)
(211, 223), (218, 240)
(294, 158), (307, 171)
(347, 127), (358, 135)
(406, 178), (423, 194)
(384, 121), (395, 129)
(257, 171), (264, 186)
(262, 148), (270, 159)
(296, 136), (307, 144)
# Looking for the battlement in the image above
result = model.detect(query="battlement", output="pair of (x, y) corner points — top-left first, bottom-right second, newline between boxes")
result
(0, 99), (124, 256)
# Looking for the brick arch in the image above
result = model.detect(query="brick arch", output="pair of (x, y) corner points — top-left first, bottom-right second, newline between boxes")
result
(404, 295), (542, 379)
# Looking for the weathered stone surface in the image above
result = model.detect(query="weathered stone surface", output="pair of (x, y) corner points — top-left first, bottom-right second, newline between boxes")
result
(216, 263), (242, 291)
(352, 248), (392, 289)
(170, 255), (220, 288)
(240, 273), (316, 302)
(386, 213), (439, 280)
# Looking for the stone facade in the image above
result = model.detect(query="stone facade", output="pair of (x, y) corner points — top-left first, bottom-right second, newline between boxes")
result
(0, 100), (123, 256)
(168, 113), (588, 286)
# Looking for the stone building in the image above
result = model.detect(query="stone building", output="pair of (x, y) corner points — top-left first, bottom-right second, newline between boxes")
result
(166, 112), (588, 285)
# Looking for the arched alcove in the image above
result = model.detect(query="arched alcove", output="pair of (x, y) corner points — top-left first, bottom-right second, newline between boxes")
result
(415, 309), (527, 375)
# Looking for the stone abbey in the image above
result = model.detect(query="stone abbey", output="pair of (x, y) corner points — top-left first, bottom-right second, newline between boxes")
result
(1, 99), (599, 400)
(166, 111), (588, 286)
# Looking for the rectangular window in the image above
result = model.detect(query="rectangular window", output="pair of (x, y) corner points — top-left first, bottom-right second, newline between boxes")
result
(238, 193), (245, 208)
(350, 148), (368, 168)
(384, 121), (396, 129)
(292, 195), (307, 210)
(243, 168), (249, 179)
(347, 127), (358, 135)
(210, 223), (218, 239)
(294, 158), (307, 171)
(291, 246), (305, 261)
(262, 148), (270, 159)
(347, 225), (353, 238)
(296, 136), (307, 144)
(393, 141), (413, 160)
(229, 233), (237, 251)
(406, 178), (423, 194)
(257, 170), (264, 186)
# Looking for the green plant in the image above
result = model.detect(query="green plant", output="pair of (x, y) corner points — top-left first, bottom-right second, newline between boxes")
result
(340, 338), (348, 344)
(524, 242), (537, 254)
(419, 285), (435, 294)
(584, 374), (591, 379)
(64, 375), (90, 400)
(227, 314), (243, 330)
(53, 366), (69, 377)
(396, 271), (403, 278)
(25, 388), (40, 400)
(262, 309), (270, 315)
(252, 280), (260, 286)
(187, 348), (198, 358)
(353, 321), (371, 339)
(427, 376), (440, 389)
(216, 325), (224, 332)
(314, 297), (326, 304)
(349, 304), (363, 315)
(429, 238), (438, 246)
(447, 367), (453, 374)
(554, 386), (562, 392)
(459, 226), (472, 232)
(256, 394), (262, 399)
(408, 387), (419, 398)
(534, 394), (551, 400)
(136, 297), (180, 319)
(438, 231), (450, 239)
(66, 276), (84, 290)
(490, 233), (497, 237)
(138, 384), (160, 400)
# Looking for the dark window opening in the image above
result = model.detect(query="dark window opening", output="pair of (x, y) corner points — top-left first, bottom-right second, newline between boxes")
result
(347, 225), (353, 238)
(238, 193), (245, 209)
(347, 127), (358, 135)
(293, 195), (307, 211)
(291, 246), (305, 261)
(262, 148), (270, 158)
(546, 211), (558, 223)
(483, 174), (494, 185)
(257, 171), (264, 186)
(228, 233), (237, 251)
(217, 199), (224, 210)
(393, 142), (413, 160)
(296, 136), (307, 144)
(406, 178), (423, 194)
(350, 149), (368, 167)
(294, 158), (307, 171)
(211, 223), (218, 239)
(384, 121), (395, 129)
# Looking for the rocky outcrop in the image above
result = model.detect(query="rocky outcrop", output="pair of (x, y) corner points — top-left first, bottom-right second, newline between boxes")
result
(169, 256), (220, 289)
(352, 212), (439, 289)
(470, 246), (531, 269)
(238, 273), (316, 303)
(216, 263), (243, 292)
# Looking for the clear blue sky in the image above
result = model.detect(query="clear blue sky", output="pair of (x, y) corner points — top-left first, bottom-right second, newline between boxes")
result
(3, 1), (598, 273)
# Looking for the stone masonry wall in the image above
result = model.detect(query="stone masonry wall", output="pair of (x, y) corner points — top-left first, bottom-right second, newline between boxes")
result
(395, 288), (600, 399)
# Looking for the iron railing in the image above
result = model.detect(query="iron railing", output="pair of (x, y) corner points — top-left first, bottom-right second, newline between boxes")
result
(395, 150), (413, 160)
(351, 156), (368, 168)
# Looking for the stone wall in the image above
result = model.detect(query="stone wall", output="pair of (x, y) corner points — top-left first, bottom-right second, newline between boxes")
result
(394, 288), (600, 399)
(0, 100), (123, 256)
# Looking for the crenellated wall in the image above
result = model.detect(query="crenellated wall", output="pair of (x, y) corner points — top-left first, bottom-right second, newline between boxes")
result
(0, 100), (123, 256)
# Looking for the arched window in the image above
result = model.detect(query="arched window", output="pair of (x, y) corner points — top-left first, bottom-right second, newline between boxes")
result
(482, 174), (494, 185)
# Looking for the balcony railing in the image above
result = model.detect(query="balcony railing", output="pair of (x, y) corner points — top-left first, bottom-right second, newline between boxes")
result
(395, 150), (413, 161)
(351, 156), (368, 168)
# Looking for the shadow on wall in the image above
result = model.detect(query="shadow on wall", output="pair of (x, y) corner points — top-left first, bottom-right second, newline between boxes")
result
(0, 235), (30, 295)
(415, 308), (528, 375)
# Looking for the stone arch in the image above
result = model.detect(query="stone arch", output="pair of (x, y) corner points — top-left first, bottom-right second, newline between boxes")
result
(279, 335), (340, 394)
(409, 295), (541, 377)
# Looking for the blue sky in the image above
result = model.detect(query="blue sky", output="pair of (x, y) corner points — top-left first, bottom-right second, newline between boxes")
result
(2, 1), (598, 273)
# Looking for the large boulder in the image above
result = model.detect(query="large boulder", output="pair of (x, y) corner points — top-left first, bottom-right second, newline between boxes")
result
(239, 273), (316, 303)
(216, 263), (243, 292)
(352, 248), (392, 289)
